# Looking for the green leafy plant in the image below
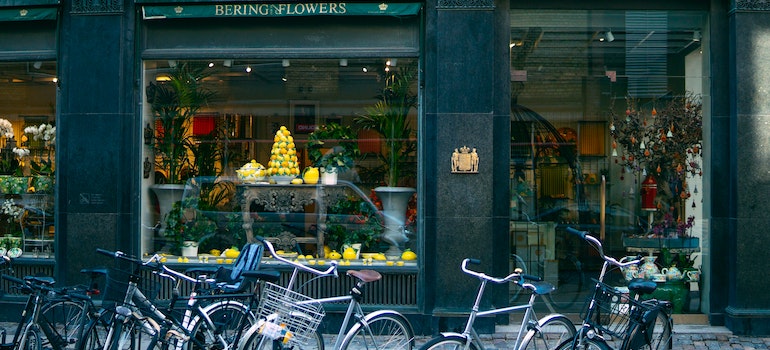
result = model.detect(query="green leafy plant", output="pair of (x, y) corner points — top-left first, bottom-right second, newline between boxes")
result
(147, 63), (217, 184)
(307, 123), (360, 173)
(325, 195), (383, 250)
(355, 63), (418, 187)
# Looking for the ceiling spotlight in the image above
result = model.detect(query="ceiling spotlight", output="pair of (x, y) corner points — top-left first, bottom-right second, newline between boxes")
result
(339, 59), (348, 67)
(362, 67), (368, 73)
(282, 59), (290, 67)
(693, 30), (702, 42)
(168, 60), (177, 68)
(33, 61), (42, 69)
(281, 76), (288, 82)
(245, 66), (252, 73)
(208, 62), (215, 68)
(223, 59), (232, 67)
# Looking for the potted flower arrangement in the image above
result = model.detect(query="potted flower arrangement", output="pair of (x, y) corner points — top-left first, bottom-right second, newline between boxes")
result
(324, 195), (383, 254)
(307, 123), (360, 185)
(24, 123), (56, 193)
(163, 199), (217, 256)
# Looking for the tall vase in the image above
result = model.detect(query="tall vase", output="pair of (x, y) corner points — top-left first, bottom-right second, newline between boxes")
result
(374, 186), (415, 258)
(150, 184), (185, 236)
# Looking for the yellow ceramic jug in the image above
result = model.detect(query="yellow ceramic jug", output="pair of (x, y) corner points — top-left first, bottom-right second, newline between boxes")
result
(303, 166), (320, 184)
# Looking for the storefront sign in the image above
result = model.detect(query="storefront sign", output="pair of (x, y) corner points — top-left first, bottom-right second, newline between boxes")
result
(141, 2), (421, 19)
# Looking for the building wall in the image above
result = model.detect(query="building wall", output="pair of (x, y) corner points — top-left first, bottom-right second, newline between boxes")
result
(5, 0), (770, 335)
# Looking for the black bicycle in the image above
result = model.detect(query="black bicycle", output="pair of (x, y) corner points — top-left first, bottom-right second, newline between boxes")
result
(0, 256), (102, 350)
(555, 227), (673, 350)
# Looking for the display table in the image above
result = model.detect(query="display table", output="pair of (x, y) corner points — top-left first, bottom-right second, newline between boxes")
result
(237, 183), (351, 258)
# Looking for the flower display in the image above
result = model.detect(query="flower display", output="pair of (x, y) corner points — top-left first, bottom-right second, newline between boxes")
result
(0, 119), (14, 139)
(1, 199), (24, 236)
(24, 123), (56, 147)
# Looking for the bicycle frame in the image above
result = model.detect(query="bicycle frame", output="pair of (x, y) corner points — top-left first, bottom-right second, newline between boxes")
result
(437, 259), (549, 350)
(566, 227), (672, 350)
(96, 250), (247, 350)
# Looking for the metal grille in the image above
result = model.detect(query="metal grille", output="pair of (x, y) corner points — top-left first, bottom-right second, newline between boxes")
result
(71, 0), (123, 14)
(438, 0), (494, 9)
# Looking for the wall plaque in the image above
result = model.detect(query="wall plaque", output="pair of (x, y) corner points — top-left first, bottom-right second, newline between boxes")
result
(451, 146), (479, 173)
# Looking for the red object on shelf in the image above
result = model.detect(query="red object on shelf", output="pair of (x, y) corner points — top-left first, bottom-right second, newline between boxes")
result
(641, 175), (657, 211)
(193, 114), (217, 136)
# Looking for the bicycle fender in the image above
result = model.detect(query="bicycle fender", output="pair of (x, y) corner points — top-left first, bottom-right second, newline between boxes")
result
(437, 331), (465, 338)
(342, 310), (415, 345)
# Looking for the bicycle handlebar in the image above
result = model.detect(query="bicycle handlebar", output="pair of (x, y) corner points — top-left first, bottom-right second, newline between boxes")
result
(0, 274), (89, 301)
(96, 248), (197, 284)
(255, 236), (338, 277)
(566, 227), (641, 268)
(461, 258), (542, 284)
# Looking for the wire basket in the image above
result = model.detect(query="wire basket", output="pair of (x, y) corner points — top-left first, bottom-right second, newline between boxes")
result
(102, 264), (161, 307)
(584, 282), (651, 339)
(255, 282), (325, 347)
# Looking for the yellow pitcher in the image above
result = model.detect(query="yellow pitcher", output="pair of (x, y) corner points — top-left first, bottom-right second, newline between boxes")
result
(302, 166), (320, 184)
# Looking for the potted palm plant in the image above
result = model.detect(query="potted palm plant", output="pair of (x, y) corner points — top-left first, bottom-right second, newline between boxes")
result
(355, 63), (418, 257)
(307, 123), (360, 185)
(147, 63), (216, 235)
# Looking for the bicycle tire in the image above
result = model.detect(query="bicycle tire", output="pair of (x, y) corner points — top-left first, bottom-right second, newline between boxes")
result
(238, 330), (324, 350)
(554, 335), (612, 350)
(339, 310), (414, 350)
(519, 314), (576, 350)
(418, 334), (478, 350)
(22, 325), (43, 350)
(186, 300), (253, 350)
(39, 299), (87, 350)
(622, 306), (672, 350)
(76, 310), (113, 350)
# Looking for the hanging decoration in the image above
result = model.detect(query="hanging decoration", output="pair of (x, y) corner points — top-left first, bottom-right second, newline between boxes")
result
(609, 93), (703, 236)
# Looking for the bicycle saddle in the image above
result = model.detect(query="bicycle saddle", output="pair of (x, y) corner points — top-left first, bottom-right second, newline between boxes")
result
(347, 270), (381, 283)
(627, 278), (657, 295)
(24, 276), (55, 286)
(521, 280), (556, 295)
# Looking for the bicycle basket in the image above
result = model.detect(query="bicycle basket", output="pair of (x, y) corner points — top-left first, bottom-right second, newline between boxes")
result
(255, 282), (325, 347)
(584, 282), (652, 339)
(102, 264), (161, 307)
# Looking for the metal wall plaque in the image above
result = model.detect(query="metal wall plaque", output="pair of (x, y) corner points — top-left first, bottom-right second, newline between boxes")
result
(451, 146), (479, 173)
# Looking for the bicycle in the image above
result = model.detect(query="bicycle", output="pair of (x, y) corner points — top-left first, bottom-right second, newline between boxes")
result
(555, 227), (673, 350)
(0, 256), (101, 350)
(419, 258), (576, 350)
(509, 251), (586, 312)
(77, 249), (255, 350)
(236, 236), (415, 350)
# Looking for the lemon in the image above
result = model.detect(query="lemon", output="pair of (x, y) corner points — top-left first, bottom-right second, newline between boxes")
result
(342, 247), (357, 260)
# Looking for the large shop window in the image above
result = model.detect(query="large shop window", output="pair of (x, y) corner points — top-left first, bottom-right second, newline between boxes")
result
(141, 58), (419, 266)
(0, 61), (57, 259)
(508, 9), (708, 314)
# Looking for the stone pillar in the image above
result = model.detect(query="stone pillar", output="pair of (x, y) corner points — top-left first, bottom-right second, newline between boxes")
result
(56, 0), (138, 285)
(719, 0), (770, 335)
(420, 0), (511, 334)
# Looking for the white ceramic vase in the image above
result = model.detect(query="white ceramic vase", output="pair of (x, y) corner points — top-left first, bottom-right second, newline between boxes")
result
(374, 186), (415, 258)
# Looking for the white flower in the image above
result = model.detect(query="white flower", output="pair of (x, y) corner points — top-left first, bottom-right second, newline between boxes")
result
(24, 123), (56, 144)
(0, 118), (14, 139)
(12, 147), (29, 158)
(1, 199), (24, 223)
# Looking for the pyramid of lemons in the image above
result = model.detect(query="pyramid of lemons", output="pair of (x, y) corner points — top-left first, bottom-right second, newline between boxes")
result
(268, 126), (300, 178)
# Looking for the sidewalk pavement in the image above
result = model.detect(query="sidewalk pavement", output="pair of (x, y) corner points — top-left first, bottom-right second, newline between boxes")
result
(409, 324), (768, 350)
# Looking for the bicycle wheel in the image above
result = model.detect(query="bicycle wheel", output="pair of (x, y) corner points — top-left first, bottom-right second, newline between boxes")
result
(39, 299), (87, 349)
(519, 314), (576, 350)
(554, 335), (611, 350)
(623, 307), (672, 350)
(22, 325), (43, 350)
(339, 310), (414, 350)
(76, 310), (113, 350)
(418, 334), (478, 350)
(187, 300), (253, 350)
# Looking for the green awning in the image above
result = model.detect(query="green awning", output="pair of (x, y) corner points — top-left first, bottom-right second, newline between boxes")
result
(0, 7), (57, 21)
(141, 2), (421, 19)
